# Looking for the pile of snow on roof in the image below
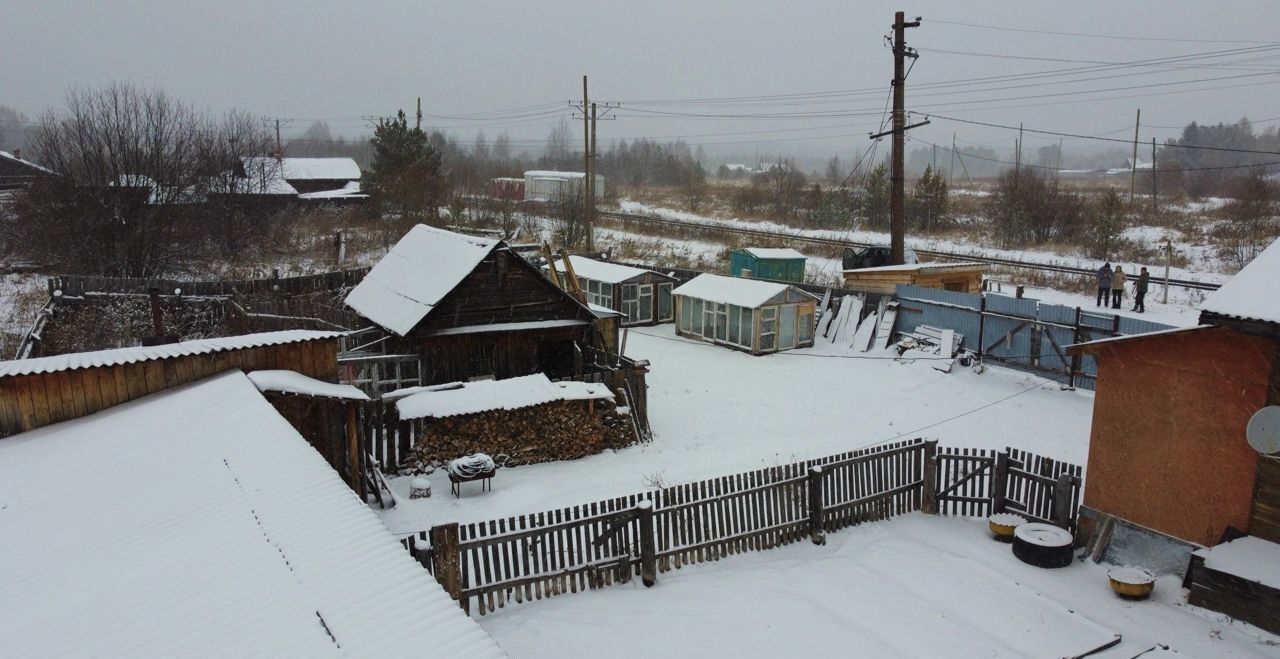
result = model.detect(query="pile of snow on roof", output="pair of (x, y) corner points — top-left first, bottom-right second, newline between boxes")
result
(247, 369), (369, 401)
(0, 371), (505, 658)
(0, 330), (343, 378)
(242, 156), (361, 181)
(1201, 236), (1280, 325)
(672, 273), (799, 308)
(344, 225), (498, 336)
(553, 255), (659, 285)
(742, 247), (806, 260)
(396, 373), (613, 420)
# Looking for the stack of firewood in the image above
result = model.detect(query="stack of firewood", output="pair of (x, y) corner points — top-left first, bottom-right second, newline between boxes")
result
(403, 399), (638, 471)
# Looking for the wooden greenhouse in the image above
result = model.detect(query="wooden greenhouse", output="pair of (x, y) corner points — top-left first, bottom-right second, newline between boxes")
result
(672, 274), (817, 355)
(552, 255), (677, 326)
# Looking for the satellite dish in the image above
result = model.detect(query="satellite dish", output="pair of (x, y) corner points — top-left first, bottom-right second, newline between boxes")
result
(1247, 406), (1280, 455)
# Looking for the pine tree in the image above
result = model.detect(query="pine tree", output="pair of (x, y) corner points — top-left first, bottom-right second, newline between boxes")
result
(366, 110), (447, 219)
(908, 165), (950, 233)
(860, 163), (891, 230)
(1087, 188), (1128, 260)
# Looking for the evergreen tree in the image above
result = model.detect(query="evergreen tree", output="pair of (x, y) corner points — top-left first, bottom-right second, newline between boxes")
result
(860, 163), (891, 230)
(1087, 188), (1127, 260)
(908, 165), (950, 233)
(366, 110), (446, 219)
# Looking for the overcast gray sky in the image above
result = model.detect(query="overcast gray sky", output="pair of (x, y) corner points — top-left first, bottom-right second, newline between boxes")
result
(3, 0), (1279, 163)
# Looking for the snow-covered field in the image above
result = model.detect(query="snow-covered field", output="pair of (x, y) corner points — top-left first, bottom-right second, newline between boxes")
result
(479, 514), (1280, 658)
(379, 324), (1093, 533)
(616, 199), (1233, 284)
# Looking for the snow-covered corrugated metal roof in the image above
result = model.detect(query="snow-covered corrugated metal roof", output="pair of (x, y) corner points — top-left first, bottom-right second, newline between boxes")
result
(344, 225), (498, 336)
(0, 371), (506, 658)
(742, 247), (806, 260)
(247, 369), (370, 401)
(672, 273), (795, 309)
(524, 170), (587, 179)
(553, 255), (661, 285)
(298, 181), (366, 200)
(1201, 237), (1280, 325)
(242, 157), (361, 181)
(0, 330), (344, 378)
(396, 373), (613, 420)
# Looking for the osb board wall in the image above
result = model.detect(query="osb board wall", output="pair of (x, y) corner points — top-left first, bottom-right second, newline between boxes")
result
(0, 338), (339, 438)
(1083, 327), (1274, 546)
(402, 399), (636, 471)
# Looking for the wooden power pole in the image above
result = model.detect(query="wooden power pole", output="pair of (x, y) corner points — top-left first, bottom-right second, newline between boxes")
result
(1129, 108), (1141, 205)
(589, 101), (599, 252)
(886, 11), (922, 266)
(582, 76), (593, 251)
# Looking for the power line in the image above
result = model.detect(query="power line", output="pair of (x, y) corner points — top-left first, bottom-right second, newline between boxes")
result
(927, 18), (1279, 45)
(917, 112), (1280, 156)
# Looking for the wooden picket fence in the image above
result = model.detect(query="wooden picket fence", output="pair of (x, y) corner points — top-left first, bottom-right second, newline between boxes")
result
(402, 439), (1082, 617)
(934, 446), (1083, 529)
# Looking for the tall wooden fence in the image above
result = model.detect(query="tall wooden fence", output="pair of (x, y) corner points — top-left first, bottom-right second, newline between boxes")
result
(403, 440), (1082, 616)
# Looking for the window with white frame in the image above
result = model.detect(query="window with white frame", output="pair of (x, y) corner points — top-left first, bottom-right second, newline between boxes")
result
(691, 298), (704, 334)
(798, 306), (814, 344)
(583, 279), (612, 309)
(760, 306), (777, 351)
(635, 284), (654, 323)
(621, 284), (639, 320)
(657, 283), (673, 321)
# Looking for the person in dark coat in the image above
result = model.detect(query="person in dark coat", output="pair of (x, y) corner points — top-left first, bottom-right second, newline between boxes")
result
(1096, 263), (1112, 307)
(1111, 266), (1126, 309)
(1132, 266), (1150, 312)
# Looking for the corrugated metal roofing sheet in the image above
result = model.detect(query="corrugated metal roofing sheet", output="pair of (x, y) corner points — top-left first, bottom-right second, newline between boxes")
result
(0, 371), (506, 658)
(344, 225), (497, 336)
(0, 330), (344, 378)
(672, 273), (791, 309)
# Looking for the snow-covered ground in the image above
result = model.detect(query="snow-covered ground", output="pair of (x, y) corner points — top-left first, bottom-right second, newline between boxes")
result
(479, 514), (1280, 658)
(616, 199), (1232, 284)
(378, 324), (1093, 533)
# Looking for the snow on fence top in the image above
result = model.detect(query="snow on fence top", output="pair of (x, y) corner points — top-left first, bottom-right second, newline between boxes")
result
(247, 369), (369, 401)
(0, 371), (506, 658)
(553, 255), (658, 285)
(1201, 236), (1280, 325)
(672, 273), (792, 308)
(742, 247), (806, 260)
(0, 330), (344, 378)
(396, 373), (613, 420)
(242, 156), (361, 181)
(524, 170), (588, 179)
(344, 225), (498, 336)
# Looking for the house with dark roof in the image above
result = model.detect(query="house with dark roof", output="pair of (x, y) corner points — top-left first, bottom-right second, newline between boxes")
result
(345, 225), (619, 386)
(1067, 237), (1280, 632)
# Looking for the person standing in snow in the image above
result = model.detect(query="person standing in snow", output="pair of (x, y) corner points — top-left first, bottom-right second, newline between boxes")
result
(1096, 263), (1112, 307)
(1111, 265), (1126, 309)
(1133, 266), (1150, 312)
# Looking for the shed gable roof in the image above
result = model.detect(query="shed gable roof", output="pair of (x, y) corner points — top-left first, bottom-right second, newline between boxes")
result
(553, 255), (670, 285)
(1201, 237), (1280, 327)
(0, 371), (505, 658)
(672, 273), (808, 308)
(344, 225), (499, 336)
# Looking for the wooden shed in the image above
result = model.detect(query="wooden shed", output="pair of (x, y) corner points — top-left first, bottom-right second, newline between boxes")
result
(841, 262), (985, 296)
(0, 330), (343, 438)
(344, 225), (610, 385)
(552, 255), (677, 326)
(673, 273), (817, 354)
(729, 247), (806, 283)
(1065, 237), (1280, 633)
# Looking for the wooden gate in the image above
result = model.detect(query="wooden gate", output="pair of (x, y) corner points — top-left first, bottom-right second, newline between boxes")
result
(934, 447), (997, 517)
(934, 447), (1083, 530)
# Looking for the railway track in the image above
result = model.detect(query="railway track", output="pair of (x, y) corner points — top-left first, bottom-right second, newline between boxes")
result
(597, 210), (1222, 292)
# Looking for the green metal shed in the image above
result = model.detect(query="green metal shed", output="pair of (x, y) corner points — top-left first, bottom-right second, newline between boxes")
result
(729, 248), (806, 283)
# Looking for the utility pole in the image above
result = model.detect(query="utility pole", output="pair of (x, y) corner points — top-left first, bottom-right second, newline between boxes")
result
(274, 119), (282, 159)
(948, 132), (956, 186)
(582, 75), (592, 251)
(589, 101), (598, 252)
(1150, 137), (1158, 218)
(1056, 138), (1063, 174)
(416, 97), (423, 131)
(878, 10), (922, 266)
(1129, 108), (1141, 205)
(1162, 238), (1172, 304)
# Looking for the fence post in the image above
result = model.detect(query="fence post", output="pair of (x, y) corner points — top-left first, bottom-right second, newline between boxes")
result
(921, 440), (938, 515)
(991, 451), (1009, 514)
(430, 523), (466, 612)
(636, 500), (657, 587)
(808, 466), (826, 545)
(1051, 473), (1074, 529)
